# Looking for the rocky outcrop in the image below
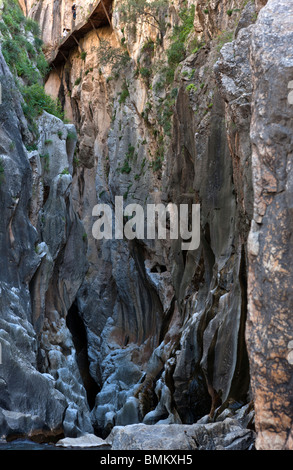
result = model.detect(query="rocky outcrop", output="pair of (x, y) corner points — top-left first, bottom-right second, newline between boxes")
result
(215, 0), (293, 450)
(0, 52), (65, 440)
(0, 0), (292, 450)
(107, 418), (255, 450)
(0, 44), (92, 439)
(19, 0), (95, 53)
(56, 433), (110, 448)
(40, 0), (255, 437)
(246, 0), (293, 450)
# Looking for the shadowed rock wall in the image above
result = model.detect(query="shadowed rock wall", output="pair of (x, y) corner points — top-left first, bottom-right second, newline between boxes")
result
(0, 0), (292, 449)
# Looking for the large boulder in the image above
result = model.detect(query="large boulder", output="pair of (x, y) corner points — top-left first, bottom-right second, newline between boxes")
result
(107, 420), (255, 450)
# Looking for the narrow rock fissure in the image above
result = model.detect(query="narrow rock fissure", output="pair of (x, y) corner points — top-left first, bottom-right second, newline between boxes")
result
(66, 300), (100, 410)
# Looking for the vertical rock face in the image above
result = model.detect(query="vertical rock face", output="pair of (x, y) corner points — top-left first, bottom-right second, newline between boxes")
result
(0, 42), (92, 438)
(215, 0), (293, 449)
(0, 54), (65, 439)
(40, 0), (254, 436)
(0, 0), (291, 449)
(19, 0), (95, 51)
(246, 0), (293, 450)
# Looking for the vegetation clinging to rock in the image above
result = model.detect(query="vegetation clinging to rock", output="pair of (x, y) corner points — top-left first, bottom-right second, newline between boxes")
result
(0, 0), (64, 134)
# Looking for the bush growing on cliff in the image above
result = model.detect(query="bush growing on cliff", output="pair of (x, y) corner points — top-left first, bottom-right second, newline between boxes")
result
(21, 83), (64, 122)
(167, 4), (196, 70)
(118, 0), (168, 43)
(2, 0), (25, 35)
(24, 17), (40, 37)
(119, 81), (130, 105)
(167, 41), (185, 68)
(96, 39), (130, 75)
(153, 4), (197, 92)
(0, 0), (64, 133)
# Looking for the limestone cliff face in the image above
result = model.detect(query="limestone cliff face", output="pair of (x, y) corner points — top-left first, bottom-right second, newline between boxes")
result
(39, 0), (254, 435)
(246, 1), (293, 450)
(0, 51), (92, 438)
(19, 0), (95, 50)
(0, 0), (292, 450)
(42, 0), (254, 433)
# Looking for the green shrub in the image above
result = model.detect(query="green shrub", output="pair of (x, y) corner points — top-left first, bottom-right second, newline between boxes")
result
(118, 0), (168, 43)
(186, 83), (197, 92)
(25, 18), (40, 36)
(164, 4), (196, 86)
(141, 38), (155, 55)
(140, 67), (151, 79)
(97, 39), (131, 75)
(0, 22), (9, 37)
(25, 40), (37, 58)
(119, 144), (137, 174)
(36, 54), (50, 77)
(21, 83), (64, 121)
(150, 152), (164, 172)
(15, 50), (40, 84)
(34, 36), (43, 51)
(119, 82), (130, 104)
(4, 0), (25, 22)
(26, 143), (38, 151)
(120, 159), (131, 174)
(167, 41), (185, 68)
(67, 131), (78, 141)
(2, 39), (20, 67)
(2, 12), (21, 34)
(126, 145), (136, 160)
(1, 0), (64, 134)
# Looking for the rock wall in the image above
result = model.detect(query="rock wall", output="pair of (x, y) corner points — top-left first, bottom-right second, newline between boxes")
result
(246, 0), (293, 450)
(0, 41), (92, 438)
(19, 0), (94, 51)
(42, 0), (254, 435)
(214, 0), (293, 450)
(0, 0), (292, 450)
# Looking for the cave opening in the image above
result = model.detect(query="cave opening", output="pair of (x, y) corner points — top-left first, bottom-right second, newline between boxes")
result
(66, 301), (100, 410)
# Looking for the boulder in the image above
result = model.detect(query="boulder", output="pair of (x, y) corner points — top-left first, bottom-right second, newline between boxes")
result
(56, 433), (110, 448)
(107, 420), (255, 450)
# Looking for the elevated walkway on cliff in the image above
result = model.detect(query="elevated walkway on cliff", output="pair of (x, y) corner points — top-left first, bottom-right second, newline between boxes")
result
(48, 0), (112, 68)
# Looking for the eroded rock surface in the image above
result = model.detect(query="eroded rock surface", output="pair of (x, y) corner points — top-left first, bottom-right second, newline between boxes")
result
(55, 1), (254, 435)
(107, 419), (255, 450)
(246, 0), (293, 450)
(0, 0), (291, 450)
(0, 47), (91, 439)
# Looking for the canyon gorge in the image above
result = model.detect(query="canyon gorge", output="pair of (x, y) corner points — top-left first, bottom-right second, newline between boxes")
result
(0, 0), (292, 451)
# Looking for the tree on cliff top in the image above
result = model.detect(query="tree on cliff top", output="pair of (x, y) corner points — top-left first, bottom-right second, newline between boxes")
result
(118, 0), (169, 43)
